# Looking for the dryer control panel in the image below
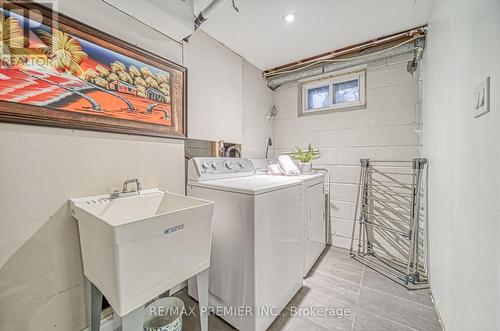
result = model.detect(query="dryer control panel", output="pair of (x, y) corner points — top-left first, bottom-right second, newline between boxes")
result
(188, 157), (256, 181)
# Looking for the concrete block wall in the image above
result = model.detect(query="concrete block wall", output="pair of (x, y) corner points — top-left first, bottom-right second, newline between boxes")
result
(273, 53), (422, 249)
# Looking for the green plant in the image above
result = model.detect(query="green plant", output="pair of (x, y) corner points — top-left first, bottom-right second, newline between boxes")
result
(291, 144), (321, 163)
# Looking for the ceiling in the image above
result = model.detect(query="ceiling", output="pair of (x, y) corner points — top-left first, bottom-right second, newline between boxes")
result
(198, 0), (435, 70)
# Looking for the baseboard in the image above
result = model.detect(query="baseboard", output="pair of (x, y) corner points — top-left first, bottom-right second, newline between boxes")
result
(430, 293), (446, 330)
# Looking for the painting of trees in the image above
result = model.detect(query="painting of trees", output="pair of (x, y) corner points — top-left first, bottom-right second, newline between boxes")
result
(0, 13), (28, 65)
(128, 65), (140, 78)
(37, 29), (88, 75)
(79, 58), (172, 104)
(1, 11), (173, 112)
(0, 3), (186, 138)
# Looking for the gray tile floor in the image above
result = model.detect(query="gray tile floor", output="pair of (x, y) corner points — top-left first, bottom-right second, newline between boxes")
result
(176, 246), (442, 330)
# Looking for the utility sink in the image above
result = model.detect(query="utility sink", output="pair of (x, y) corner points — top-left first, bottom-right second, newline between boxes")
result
(70, 188), (214, 317)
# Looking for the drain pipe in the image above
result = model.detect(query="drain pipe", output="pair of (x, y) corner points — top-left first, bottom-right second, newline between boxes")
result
(194, 0), (227, 30)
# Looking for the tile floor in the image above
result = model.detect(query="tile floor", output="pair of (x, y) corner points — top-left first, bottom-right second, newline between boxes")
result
(175, 246), (442, 331)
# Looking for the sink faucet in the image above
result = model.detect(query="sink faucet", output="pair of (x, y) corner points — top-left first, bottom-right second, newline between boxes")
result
(122, 178), (142, 193)
(225, 145), (241, 158)
(110, 179), (142, 199)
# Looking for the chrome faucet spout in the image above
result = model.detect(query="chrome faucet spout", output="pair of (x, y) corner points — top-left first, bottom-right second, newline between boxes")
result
(224, 145), (241, 158)
(109, 179), (142, 199)
(122, 178), (142, 194)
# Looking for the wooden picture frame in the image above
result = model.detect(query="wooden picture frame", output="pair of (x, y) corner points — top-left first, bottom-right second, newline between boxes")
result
(0, 0), (187, 139)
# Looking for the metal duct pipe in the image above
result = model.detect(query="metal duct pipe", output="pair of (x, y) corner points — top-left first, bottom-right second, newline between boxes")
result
(407, 39), (425, 74)
(266, 38), (425, 90)
(194, 0), (227, 29)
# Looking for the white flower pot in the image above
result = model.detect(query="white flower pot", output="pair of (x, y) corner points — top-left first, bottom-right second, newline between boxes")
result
(299, 162), (313, 174)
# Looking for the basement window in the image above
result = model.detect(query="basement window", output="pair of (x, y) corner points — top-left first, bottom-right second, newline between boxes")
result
(300, 69), (366, 115)
(307, 84), (330, 110)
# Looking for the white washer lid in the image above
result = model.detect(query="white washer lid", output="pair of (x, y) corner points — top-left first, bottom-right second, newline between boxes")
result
(253, 172), (325, 183)
(294, 172), (326, 182)
(188, 175), (302, 195)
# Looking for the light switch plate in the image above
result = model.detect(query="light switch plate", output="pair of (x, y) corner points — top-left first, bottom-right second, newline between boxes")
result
(473, 76), (490, 118)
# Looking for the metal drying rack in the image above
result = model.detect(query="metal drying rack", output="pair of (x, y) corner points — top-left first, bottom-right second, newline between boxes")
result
(349, 158), (429, 289)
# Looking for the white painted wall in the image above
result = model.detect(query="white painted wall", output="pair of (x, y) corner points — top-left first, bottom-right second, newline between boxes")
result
(422, 0), (500, 329)
(185, 31), (274, 157)
(102, 0), (195, 42)
(242, 60), (274, 158)
(0, 126), (185, 331)
(273, 55), (422, 248)
(184, 31), (243, 143)
(0, 1), (185, 330)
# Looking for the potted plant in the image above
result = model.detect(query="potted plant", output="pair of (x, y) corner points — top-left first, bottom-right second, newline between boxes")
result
(291, 144), (321, 173)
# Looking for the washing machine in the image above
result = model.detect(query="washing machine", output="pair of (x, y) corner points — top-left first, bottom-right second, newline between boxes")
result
(186, 157), (303, 331)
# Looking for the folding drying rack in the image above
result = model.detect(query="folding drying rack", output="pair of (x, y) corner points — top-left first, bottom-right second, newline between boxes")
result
(349, 158), (428, 289)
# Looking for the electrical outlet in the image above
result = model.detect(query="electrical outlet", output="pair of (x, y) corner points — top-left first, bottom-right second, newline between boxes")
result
(473, 76), (490, 118)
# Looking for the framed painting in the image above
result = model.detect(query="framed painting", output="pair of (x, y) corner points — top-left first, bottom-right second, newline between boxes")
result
(0, 0), (186, 138)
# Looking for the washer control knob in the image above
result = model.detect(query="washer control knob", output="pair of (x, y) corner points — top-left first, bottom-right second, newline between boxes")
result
(225, 161), (234, 169)
(201, 162), (210, 169)
(211, 162), (218, 169)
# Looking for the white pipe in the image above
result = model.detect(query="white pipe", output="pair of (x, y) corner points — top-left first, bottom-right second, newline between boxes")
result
(195, 0), (227, 29)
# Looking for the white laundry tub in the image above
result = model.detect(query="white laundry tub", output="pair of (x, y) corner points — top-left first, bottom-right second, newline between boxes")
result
(70, 188), (214, 317)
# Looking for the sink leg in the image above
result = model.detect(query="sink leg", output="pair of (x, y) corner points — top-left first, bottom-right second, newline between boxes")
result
(196, 268), (209, 331)
(114, 306), (144, 331)
(90, 283), (103, 331)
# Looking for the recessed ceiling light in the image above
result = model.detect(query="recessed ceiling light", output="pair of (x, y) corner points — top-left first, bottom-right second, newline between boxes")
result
(283, 12), (296, 24)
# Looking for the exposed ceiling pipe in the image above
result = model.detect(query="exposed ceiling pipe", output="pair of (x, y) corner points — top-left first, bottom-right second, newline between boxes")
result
(194, 0), (227, 30)
(407, 38), (424, 74)
(265, 38), (425, 90)
(263, 26), (426, 79)
(184, 0), (237, 42)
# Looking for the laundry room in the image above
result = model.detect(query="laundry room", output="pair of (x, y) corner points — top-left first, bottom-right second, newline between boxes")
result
(0, 1), (498, 331)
